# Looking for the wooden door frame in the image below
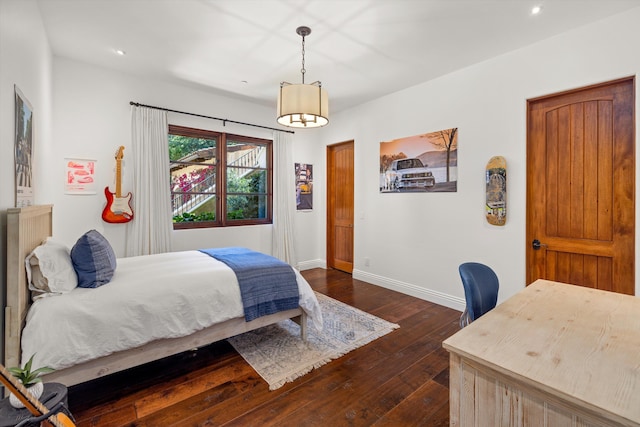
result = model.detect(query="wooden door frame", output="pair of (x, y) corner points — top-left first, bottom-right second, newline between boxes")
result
(326, 140), (354, 272)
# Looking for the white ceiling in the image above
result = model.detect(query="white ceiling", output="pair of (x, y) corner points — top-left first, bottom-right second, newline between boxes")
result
(37, 0), (640, 114)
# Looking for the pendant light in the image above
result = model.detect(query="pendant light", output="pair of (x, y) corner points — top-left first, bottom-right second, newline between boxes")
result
(277, 26), (329, 128)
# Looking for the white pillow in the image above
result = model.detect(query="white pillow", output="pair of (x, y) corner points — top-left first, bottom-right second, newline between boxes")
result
(25, 237), (78, 299)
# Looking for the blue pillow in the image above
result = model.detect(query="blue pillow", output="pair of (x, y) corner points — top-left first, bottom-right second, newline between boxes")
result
(71, 230), (117, 288)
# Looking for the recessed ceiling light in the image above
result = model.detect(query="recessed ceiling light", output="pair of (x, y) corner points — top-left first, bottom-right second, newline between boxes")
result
(115, 49), (126, 56)
(531, 5), (542, 15)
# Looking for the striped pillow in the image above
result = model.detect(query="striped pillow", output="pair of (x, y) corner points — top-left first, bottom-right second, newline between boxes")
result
(71, 230), (117, 288)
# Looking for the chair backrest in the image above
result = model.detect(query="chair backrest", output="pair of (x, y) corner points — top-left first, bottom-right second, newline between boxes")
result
(459, 262), (499, 322)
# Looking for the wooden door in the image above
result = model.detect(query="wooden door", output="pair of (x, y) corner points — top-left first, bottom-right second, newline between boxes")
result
(527, 77), (635, 294)
(327, 141), (354, 273)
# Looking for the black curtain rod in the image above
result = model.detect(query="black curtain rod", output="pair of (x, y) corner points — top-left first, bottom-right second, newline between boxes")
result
(129, 101), (295, 134)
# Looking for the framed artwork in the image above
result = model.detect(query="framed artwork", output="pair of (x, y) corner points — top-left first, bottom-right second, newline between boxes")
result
(380, 127), (458, 193)
(65, 158), (97, 194)
(295, 163), (313, 210)
(14, 85), (34, 207)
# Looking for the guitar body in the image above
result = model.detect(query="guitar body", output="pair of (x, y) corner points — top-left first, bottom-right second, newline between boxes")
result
(102, 146), (134, 223)
(102, 187), (134, 223)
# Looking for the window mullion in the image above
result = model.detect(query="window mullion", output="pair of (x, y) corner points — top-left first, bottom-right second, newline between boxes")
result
(219, 133), (227, 226)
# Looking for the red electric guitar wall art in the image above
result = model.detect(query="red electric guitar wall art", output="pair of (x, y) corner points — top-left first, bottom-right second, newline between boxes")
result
(102, 146), (134, 223)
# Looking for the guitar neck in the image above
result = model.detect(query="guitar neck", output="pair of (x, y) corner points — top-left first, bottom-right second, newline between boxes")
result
(115, 157), (122, 198)
(0, 365), (68, 427)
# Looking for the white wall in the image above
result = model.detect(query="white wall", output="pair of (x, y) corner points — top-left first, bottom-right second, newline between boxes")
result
(0, 1), (52, 213)
(291, 130), (326, 269)
(49, 58), (317, 257)
(314, 7), (640, 310)
(0, 0), (53, 356)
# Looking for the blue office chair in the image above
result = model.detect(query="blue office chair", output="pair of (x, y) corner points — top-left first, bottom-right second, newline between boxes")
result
(459, 262), (499, 328)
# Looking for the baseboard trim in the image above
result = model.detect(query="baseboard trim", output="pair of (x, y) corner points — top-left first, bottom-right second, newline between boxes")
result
(296, 259), (326, 271)
(352, 269), (465, 312)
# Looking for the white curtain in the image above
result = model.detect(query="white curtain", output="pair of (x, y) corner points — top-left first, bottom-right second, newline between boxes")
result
(126, 106), (173, 256)
(272, 131), (297, 266)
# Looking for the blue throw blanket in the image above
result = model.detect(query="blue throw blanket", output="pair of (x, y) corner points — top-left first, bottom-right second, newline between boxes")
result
(200, 247), (299, 322)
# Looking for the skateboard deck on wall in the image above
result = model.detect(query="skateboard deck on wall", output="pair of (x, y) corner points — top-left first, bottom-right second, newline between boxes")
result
(486, 156), (506, 226)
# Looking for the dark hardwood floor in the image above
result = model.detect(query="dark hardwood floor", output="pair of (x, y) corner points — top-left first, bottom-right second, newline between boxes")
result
(68, 268), (461, 426)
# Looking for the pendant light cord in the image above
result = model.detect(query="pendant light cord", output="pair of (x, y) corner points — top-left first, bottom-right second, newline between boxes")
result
(300, 33), (306, 84)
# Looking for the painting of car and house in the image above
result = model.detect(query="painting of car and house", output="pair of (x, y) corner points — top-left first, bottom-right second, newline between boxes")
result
(380, 127), (458, 193)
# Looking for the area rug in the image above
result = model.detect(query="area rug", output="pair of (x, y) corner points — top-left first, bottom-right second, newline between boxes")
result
(227, 292), (400, 390)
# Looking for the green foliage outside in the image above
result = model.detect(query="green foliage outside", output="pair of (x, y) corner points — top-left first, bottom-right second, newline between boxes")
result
(173, 211), (215, 223)
(225, 169), (266, 220)
(169, 134), (214, 161)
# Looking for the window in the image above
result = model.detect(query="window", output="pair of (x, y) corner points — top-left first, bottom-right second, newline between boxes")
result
(169, 125), (272, 229)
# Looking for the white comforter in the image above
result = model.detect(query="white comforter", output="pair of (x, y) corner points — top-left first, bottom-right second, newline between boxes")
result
(21, 250), (323, 371)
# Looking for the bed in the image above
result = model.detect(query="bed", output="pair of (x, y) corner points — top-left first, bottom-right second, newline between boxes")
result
(4, 205), (322, 386)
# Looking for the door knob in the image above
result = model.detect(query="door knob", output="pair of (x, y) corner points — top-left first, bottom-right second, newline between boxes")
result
(532, 239), (547, 250)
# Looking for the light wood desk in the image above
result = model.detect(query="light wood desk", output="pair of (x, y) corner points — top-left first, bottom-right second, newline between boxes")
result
(443, 279), (640, 427)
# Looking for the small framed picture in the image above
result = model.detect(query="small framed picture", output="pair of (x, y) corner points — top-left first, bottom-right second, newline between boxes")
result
(65, 158), (97, 194)
(295, 163), (313, 210)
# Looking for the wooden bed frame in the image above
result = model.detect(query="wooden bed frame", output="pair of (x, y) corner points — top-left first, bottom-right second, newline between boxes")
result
(4, 205), (307, 386)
